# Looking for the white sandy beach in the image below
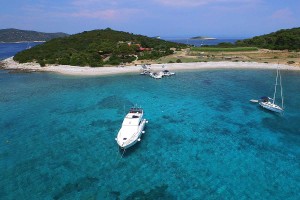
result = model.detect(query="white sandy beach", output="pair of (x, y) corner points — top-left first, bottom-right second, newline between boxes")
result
(1, 57), (299, 76)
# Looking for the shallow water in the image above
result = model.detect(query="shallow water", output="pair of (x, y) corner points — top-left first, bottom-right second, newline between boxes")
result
(0, 69), (299, 199)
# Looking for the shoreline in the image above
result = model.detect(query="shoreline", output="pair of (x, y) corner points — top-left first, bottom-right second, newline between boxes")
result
(0, 41), (45, 44)
(1, 57), (300, 76)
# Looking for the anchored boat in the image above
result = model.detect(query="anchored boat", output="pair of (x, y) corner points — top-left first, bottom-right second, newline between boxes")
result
(115, 106), (147, 149)
(259, 96), (284, 113)
(149, 72), (163, 79)
(162, 70), (175, 76)
(258, 66), (284, 113)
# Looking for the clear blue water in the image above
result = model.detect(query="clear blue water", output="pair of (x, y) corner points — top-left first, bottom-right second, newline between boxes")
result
(0, 44), (300, 199)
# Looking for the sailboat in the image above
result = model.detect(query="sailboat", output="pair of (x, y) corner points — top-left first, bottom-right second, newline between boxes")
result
(26, 42), (31, 50)
(258, 66), (284, 113)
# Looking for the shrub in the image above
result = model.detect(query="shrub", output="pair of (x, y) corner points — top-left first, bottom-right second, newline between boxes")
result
(39, 60), (46, 67)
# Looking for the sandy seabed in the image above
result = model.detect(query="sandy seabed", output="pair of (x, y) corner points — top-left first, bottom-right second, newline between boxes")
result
(1, 57), (299, 76)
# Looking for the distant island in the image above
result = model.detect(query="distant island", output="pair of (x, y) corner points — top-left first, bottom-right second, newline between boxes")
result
(0, 28), (69, 43)
(14, 28), (187, 67)
(190, 36), (217, 40)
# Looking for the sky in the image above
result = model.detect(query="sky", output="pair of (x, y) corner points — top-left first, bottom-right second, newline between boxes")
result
(1, 0), (299, 38)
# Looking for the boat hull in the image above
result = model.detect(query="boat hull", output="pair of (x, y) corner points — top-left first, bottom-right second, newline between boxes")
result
(117, 119), (146, 149)
(259, 102), (283, 113)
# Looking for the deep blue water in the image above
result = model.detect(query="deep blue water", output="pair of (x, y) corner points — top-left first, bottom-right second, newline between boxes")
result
(0, 44), (300, 199)
(164, 38), (240, 46)
(0, 42), (43, 60)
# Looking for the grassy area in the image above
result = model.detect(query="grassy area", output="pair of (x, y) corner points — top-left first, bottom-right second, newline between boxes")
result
(152, 48), (300, 67)
(156, 57), (201, 63)
(191, 47), (259, 52)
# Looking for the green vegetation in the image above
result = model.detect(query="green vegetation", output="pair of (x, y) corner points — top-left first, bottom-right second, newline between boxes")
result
(14, 28), (187, 67)
(191, 47), (258, 52)
(0, 28), (68, 42)
(235, 27), (300, 50)
(157, 56), (201, 63)
(192, 27), (300, 52)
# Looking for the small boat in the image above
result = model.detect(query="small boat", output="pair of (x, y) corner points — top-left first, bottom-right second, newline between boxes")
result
(149, 72), (163, 79)
(258, 66), (284, 113)
(140, 64), (151, 75)
(140, 69), (150, 75)
(115, 106), (147, 149)
(162, 70), (175, 76)
(26, 42), (31, 50)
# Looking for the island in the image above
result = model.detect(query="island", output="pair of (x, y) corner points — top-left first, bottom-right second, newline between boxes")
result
(0, 28), (69, 43)
(1, 27), (299, 76)
(13, 28), (187, 67)
(190, 36), (217, 40)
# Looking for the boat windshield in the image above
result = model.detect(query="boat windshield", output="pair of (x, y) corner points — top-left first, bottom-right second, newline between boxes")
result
(129, 108), (143, 113)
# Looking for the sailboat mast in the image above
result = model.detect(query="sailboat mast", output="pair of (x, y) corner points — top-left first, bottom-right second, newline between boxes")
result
(273, 67), (279, 104)
(279, 69), (284, 109)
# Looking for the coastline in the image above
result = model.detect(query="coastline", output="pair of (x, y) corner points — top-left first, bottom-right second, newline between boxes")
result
(1, 57), (299, 76)
(0, 41), (45, 44)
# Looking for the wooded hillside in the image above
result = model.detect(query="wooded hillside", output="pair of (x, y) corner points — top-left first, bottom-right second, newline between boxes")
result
(235, 27), (300, 50)
(0, 28), (68, 42)
(14, 28), (187, 67)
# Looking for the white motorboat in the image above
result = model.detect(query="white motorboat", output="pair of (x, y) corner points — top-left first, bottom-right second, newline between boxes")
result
(258, 66), (284, 113)
(115, 107), (147, 149)
(140, 64), (151, 75)
(162, 70), (175, 76)
(149, 72), (163, 79)
(140, 69), (150, 75)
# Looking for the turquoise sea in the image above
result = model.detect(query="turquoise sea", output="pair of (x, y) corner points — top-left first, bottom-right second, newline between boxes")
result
(1, 43), (300, 199)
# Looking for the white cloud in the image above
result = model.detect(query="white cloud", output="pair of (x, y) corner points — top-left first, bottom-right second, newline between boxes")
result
(69, 8), (141, 20)
(269, 8), (296, 25)
(71, 0), (120, 7)
(155, 0), (259, 7)
(69, 0), (142, 20)
(271, 8), (293, 20)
